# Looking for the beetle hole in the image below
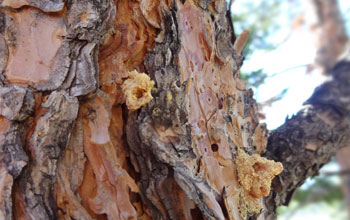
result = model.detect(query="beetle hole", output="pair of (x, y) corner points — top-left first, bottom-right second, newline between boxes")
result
(211, 144), (219, 152)
(133, 88), (146, 99)
(218, 102), (223, 109)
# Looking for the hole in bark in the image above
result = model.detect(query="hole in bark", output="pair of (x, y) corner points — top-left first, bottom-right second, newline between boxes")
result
(211, 15), (215, 21)
(219, 97), (224, 109)
(135, 33), (140, 41)
(196, 157), (202, 175)
(184, 20), (193, 30)
(211, 144), (218, 152)
(133, 88), (146, 99)
(197, 120), (205, 129)
(190, 207), (204, 219)
(218, 101), (223, 109)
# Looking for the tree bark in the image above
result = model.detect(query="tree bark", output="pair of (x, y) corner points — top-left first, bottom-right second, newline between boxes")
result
(0, 1), (348, 220)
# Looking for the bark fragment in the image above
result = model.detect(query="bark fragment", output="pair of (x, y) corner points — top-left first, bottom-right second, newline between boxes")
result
(1, 0), (114, 92)
(0, 33), (8, 84)
(0, 86), (34, 121)
(1, 0), (65, 12)
(64, 0), (115, 96)
(56, 111), (92, 220)
(0, 164), (12, 220)
(0, 86), (33, 220)
(141, 0), (161, 28)
(0, 117), (28, 220)
(79, 94), (139, 220)
(3, 7), (69, 90)
(14, 91), (78, 220)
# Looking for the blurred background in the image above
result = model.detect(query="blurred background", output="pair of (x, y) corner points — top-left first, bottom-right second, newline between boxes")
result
(229, 0), (350, 219)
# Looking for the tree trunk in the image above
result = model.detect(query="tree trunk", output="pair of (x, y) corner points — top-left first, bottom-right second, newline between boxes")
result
(0, 1), (348, 220)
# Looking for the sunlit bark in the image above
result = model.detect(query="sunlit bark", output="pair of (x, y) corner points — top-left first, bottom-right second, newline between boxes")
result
(0, 1), (348, 220)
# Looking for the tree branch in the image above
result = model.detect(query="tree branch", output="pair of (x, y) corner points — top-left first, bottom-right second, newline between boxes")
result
(321, 169), (350, 176)
(261, 60), (350, 219)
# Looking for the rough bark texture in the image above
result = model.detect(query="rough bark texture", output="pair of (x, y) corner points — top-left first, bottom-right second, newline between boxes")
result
(0, 0), (348, 220)
(263, 60), (350, 219)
